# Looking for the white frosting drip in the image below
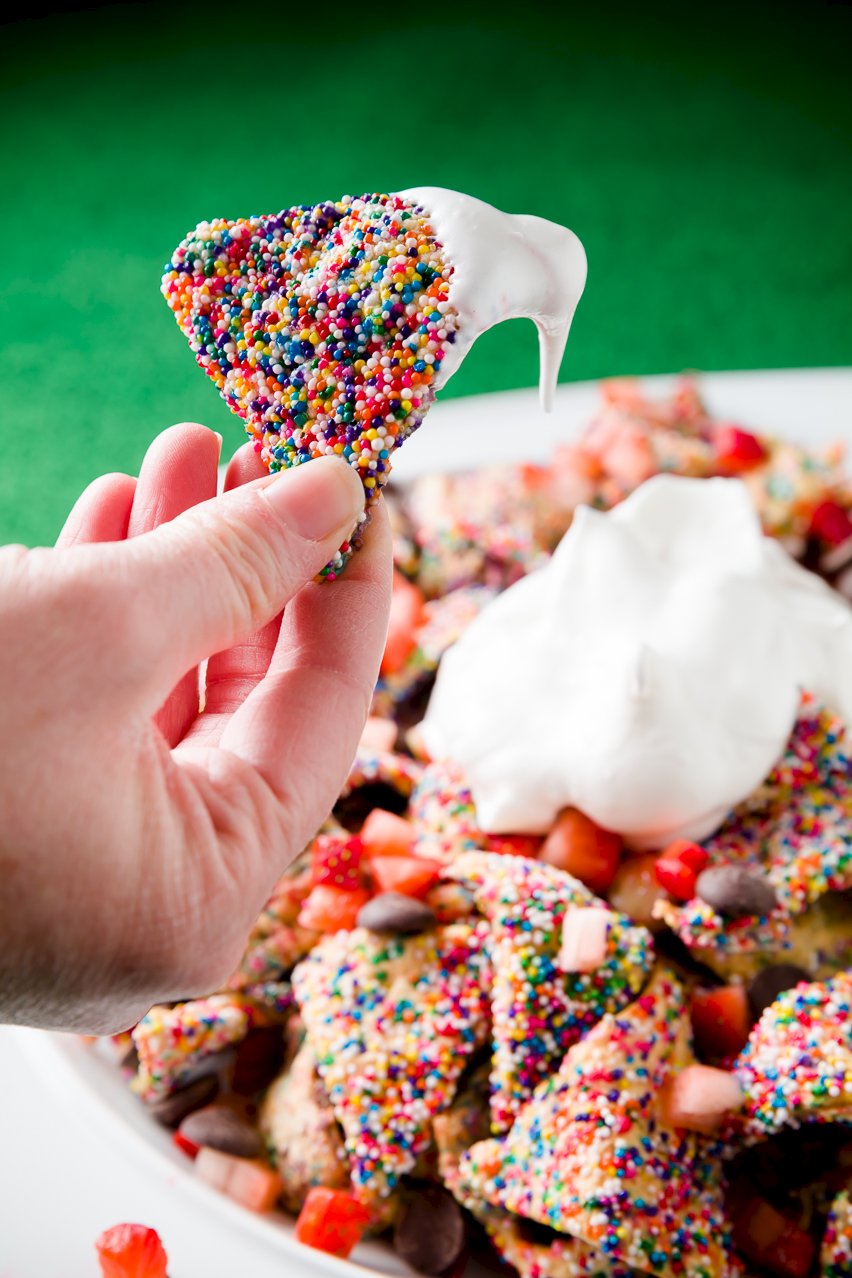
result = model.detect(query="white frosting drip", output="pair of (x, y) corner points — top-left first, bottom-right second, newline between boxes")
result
(400, 187), (587, 411)
(421, 476), (852, 849)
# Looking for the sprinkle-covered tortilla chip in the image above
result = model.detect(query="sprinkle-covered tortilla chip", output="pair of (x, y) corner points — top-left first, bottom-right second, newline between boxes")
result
(728, 971), (852, 1144)
(656, 705), (851, 957)
(447, 851), (653, 1131)
(292, 921), (491, 1204)
(457, 968), (734, 1278)
(132, 989), (290, 1100)
(162, 195), (459, 577)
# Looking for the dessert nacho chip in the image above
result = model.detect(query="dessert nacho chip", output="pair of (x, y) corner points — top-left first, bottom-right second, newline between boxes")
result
(457, 968), (734, 1278)
(409, 761), (489, 863)
(729, 971), (852, 1144)
(655, 704), (852, 957)
(162, 195), (459, 577)
(132, 990), (290, 1101)
(291, 920), (491, 1204)
(447, 851), (653, 1130)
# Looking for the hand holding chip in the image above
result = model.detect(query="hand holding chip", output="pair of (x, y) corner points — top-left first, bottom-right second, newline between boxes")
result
(0, 424), (391, 1034)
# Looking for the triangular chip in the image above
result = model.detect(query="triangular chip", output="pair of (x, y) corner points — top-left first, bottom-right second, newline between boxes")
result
(292, 920), (491, 1204)
(132, 989), (290, 1100)
(162, 196), (459, 576)
(447, 851), (653, 1130)
(656, 704), (851, 960)
(729, 971), (852, 1144)
(457, 968), (734, 1278)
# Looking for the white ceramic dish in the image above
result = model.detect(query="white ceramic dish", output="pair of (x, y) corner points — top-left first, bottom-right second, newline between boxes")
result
(10, 368), (852, 1278)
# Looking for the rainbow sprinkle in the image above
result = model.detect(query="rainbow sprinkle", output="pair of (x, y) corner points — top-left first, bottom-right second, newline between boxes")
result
(729, 971), (852, 1143)
(821, 1190), (852, 1278)
(291, 920), (491, 1205)
(456, 968), (732, 1278)
(655, 703), (852, 954)
(448, 852), (653, 1131)
(162, 194), (458, 576)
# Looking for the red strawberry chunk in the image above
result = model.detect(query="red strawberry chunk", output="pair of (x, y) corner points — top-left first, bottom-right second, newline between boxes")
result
(655, 839), (709, 900)
(311, 834), (365, 889)
(809, 499), (852, 546)
(714, 424), (767, 472)
(298, 884), (371, 933)
(690, 984), (751, 1059)
(95, 1224), (169, 1278)
(295, 1187), (371, 1258)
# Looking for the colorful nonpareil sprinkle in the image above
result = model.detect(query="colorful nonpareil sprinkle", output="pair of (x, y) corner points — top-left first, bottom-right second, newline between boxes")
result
(820, 1190), (852, 1278)
(655, 703), (851, 954)
(456, 968), (733, 1278)
(291, 921), (491, 1205)
(447, 852), (653, 1131)
(162, 194), (458, 576)
(729, 971), (852, 1143)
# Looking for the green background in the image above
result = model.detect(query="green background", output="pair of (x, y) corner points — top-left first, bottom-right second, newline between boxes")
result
(1, 1), (850, 547)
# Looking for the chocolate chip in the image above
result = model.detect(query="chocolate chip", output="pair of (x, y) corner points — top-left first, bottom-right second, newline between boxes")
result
(179, 1105), (263, 1159)
(695, 866), (778, 918)
(394, 1183), (466, 1276)
(147, 1074), (219, 1129)
(747, 963), (810, 1021)
(356, 892), (437, 935)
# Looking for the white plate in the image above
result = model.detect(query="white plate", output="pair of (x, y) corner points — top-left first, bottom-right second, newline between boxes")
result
(6, 368), (852, 1278)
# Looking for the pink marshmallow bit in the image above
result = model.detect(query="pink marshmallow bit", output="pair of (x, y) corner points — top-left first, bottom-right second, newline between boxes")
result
(558, 907), (610, 973)
(664, 1064), (743, 1133)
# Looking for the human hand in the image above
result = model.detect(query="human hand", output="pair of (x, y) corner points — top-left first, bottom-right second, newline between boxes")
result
(0, 425), (391, 1034)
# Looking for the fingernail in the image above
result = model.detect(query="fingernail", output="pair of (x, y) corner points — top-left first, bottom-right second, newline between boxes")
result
(262, 456), (365, 542)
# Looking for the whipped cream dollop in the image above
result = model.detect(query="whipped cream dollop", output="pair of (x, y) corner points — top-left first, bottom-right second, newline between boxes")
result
(421, 476), (852, 849)
(401, 187), (587, 411)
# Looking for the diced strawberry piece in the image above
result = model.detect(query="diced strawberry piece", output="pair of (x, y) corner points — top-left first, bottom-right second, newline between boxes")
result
(360, 808), (416, 858)
(654, 857), (698, 901)
(381, 571), (425, 676)
(295, 1186), (371, 1258)
(310, 834), (365, 889)
(661, 1064), (743, 1133)
(539, 809), (623, 894)
(484, 833), (543, 859)
(714, 424), (767, 472)
(655, 840), (709, 900)
(730, 1196), (815, 1277)
(369, 855), (440, 899)
(690, 984), (751, 1059)
(809, 499), (852, 547)
(298, 884), (371, 933)
(95, 1224), (168, 1278)
(172, 1130), (200, 1159)
(663, 839), (710, 872)
(194, 1147), (283, 1212)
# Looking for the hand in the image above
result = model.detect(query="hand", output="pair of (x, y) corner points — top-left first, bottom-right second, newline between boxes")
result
(0, 425), (391, 1034)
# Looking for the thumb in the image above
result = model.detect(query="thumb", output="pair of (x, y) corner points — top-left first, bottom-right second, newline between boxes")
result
(92, 454), (366, 704)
